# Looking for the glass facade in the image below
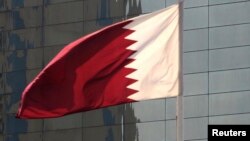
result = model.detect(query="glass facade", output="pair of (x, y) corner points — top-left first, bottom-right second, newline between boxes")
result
(0, 0), (250, 141)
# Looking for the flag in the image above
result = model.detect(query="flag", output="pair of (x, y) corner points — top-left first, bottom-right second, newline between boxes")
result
(16, 4), (180, 119)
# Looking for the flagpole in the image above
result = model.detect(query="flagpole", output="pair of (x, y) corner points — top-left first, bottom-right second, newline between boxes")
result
(177, 1), (184, 141)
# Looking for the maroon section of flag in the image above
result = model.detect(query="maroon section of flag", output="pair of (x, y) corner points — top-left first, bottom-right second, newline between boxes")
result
(16, 21), (137, 119)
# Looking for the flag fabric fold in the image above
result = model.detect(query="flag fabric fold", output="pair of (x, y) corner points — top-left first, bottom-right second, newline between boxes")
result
(17, 4), (180, 119)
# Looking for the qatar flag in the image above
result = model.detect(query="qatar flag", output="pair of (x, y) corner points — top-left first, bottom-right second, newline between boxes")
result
(16, 4), (180, 119)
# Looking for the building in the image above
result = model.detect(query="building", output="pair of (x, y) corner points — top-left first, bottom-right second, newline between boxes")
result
(0, 0), (250, 140)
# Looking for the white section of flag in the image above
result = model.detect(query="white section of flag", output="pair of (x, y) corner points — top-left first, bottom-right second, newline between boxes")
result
(124, 4), (180, 101)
